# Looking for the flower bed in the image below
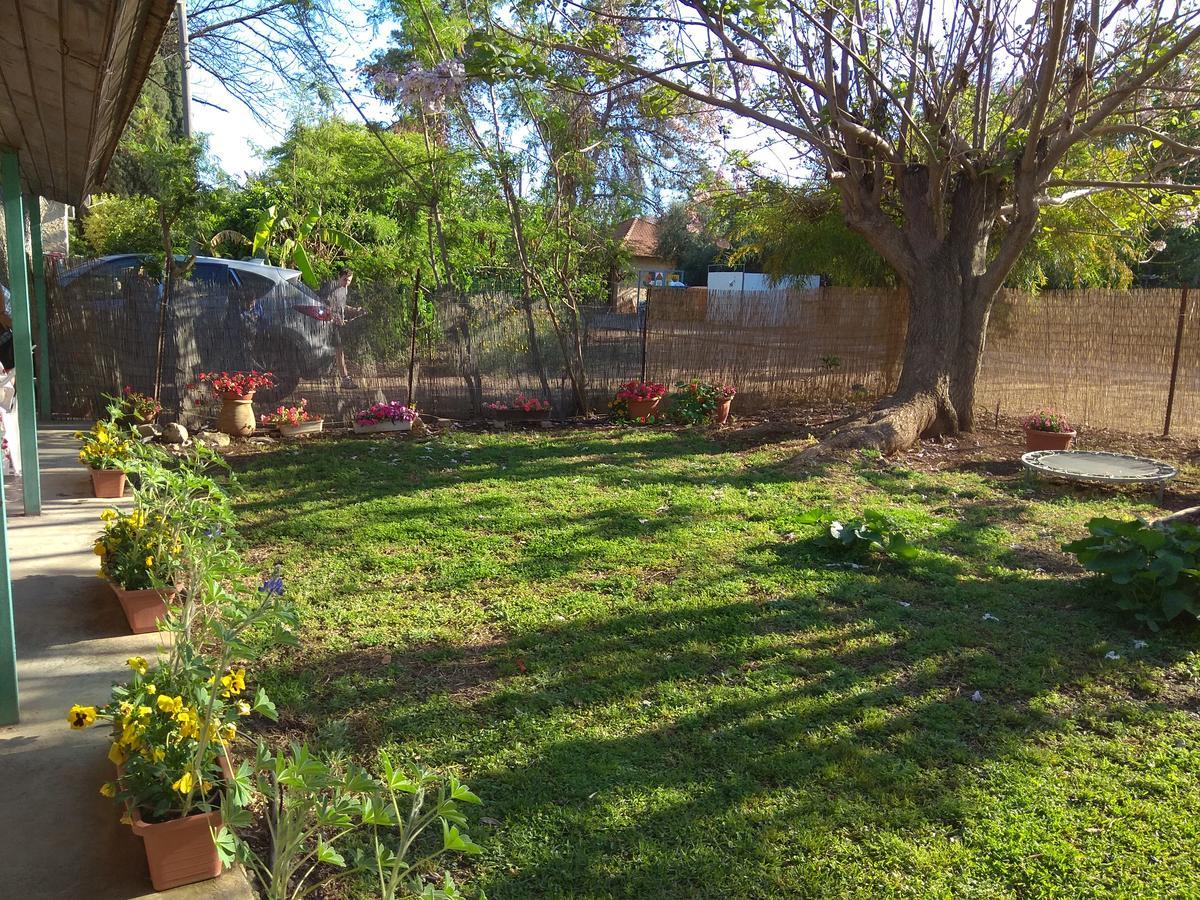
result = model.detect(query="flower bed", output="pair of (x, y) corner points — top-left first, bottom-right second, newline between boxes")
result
(484, 393), (551, 421)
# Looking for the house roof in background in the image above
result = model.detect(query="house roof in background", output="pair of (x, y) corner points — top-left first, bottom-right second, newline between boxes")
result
(614, 216), (665, 257)
(0, 0), (175, 204)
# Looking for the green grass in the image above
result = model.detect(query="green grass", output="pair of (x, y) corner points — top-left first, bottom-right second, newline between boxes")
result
(234, 428), (1200, 898)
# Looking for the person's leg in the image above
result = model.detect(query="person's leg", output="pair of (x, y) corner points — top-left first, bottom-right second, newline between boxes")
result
(335, 326), (355, 388)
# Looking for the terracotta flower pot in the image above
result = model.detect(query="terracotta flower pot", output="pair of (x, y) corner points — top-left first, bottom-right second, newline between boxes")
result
(109, 580), (176, 634)
(90, 468), (127, 498)
(713, 398), (733, 425)
(124, 756), (233, 891)
(278, 419), (324, 439)
(216, 392), (256, 437)
(1024, 427), (1075, 451)
(625, 397), (661, 420)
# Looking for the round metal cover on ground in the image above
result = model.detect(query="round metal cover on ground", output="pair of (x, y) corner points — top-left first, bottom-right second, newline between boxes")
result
(1021, 450), (1177, 485)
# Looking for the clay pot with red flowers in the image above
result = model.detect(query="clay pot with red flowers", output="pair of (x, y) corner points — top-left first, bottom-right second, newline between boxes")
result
(614, 380), (667, 422)
(192, 371), (277, 437)
(1022, 410), (1076, 451)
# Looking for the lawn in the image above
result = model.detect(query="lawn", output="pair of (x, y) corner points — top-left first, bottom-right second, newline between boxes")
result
(233, 427), (1200, 898)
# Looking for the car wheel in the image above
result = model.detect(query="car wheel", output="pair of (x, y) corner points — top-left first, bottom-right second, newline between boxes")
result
(249, 333), (302, 404)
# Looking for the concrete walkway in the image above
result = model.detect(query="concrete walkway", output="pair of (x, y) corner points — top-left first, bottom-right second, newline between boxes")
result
(0, 425), (253, 899)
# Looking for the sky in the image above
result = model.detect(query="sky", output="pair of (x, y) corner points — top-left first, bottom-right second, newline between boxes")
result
(189, 6), (389, 180)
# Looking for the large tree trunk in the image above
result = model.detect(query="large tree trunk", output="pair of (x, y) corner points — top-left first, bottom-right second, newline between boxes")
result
(808, 261), (993, 457)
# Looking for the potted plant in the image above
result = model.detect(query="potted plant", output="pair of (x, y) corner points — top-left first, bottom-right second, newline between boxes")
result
(77, 420), (134, 498)
(95, 508), (184, 633)
(354, 401), (418, 434)
(192, 371), (277, 438)
(260, 399), (324, 438)
(69, 656), (276, 892)
(484, 393), (552, 423)
(614, 380), (667, 421)
(1022, 409), (1076, 451)
(669, 381), (737, 426)
(117, 386), (163, 426)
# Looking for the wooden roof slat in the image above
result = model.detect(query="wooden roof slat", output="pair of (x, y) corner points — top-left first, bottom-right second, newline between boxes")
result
(0, 0), (174, 204)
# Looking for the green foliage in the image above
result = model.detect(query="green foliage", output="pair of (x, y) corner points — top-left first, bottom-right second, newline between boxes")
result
(217, 743), (483, 900)
(1063, 517), (1200, 630)
(667, 380), (732, 425)
(79, 194), (163, 256)
(796, 507), (920, 562)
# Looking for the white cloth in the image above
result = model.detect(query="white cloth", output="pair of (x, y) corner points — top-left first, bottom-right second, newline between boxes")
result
(0, 370), (19, 477)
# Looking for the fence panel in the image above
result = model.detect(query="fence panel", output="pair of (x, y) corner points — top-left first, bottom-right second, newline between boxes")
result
(41, 259), (1200, 437)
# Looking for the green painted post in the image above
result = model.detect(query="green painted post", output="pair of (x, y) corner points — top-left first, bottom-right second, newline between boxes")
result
(0, 150), (21, 723)
(1, 151), (41, 517)
(26, 196), (50, 418)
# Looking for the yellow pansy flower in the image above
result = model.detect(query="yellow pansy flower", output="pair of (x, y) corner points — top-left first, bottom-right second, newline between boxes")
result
(219, 722), (237, 742)
(67, 704), (97, 729)
(171, 771), (193, 795)
(107, 742), (127, 766)
(99, 782), (116, 798)
(126, 656), (148, 676)
(157, 695), (183, 715)
(144, 556), (154, 568)
(235, 700), (251, 717)
(152, 747), (165, 763)
(145, 684), (156, 695)
(93, 542), (106, 556)
(100, 508), (117, 522)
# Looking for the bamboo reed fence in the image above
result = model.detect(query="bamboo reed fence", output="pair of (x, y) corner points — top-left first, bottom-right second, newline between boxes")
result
(43, 260), (1200, 437)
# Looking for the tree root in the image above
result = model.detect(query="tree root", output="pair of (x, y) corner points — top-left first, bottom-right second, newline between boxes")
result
(797, 395), (942, 461)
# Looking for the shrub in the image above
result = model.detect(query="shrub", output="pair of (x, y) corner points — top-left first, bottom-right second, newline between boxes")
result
(1063, 516), (1200, 629)
(191, 370), (277, 398)
(484, 393), (550, 414)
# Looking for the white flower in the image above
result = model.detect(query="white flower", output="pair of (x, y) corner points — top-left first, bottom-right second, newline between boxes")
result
(1149, 239), (1168, 253)
(970, 690), (984, 703)
(981, 613), (999, 622)
(1105, 650), (1121, 660)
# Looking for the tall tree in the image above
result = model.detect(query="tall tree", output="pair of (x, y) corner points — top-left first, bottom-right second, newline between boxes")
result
(526, 0), (1200, 452)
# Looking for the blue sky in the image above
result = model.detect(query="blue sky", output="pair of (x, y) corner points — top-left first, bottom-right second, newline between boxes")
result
(190, 6), (388, 180)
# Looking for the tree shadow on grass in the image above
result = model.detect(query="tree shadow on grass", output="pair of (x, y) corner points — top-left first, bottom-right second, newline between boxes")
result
(255, 565), (1195, 898)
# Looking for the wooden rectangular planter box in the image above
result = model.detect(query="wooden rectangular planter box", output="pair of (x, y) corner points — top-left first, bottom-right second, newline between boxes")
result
(353, 419), (413, 434)
(109, 580), (176, 634)
(278, 419), (324, 439)
(487, 409), (551, 423)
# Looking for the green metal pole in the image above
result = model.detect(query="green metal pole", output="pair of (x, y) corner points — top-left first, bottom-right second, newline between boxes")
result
(1, 151), (40, 517)
(26, 196), (50, 418)
(0, 150), (22, 723)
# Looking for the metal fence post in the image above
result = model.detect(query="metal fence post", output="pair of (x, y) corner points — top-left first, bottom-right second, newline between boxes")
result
(1164, 286), (1189, 437)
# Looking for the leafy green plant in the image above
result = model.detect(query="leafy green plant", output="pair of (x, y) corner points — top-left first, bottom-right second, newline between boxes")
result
(796, 508), (919, 562)
(218, 742), (372, 899)
(217, 744), (483, 900)
(1063, 516), (1200, 630)
(363, 753), (483, 900)
(667, 381), (736, 426)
